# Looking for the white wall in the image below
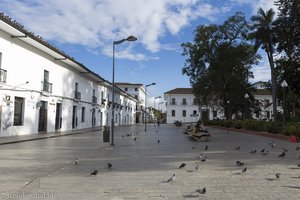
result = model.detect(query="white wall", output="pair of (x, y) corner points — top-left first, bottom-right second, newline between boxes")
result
(0, 26), (136, 137)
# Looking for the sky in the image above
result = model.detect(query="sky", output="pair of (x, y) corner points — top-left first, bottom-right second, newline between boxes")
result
(0, 0), (277, 107)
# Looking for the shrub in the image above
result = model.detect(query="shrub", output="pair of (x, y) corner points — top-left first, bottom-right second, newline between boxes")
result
(233, 120), (242, 129)
(267, 121), (283, 134)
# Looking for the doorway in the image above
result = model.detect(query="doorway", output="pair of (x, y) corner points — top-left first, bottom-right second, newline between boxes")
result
(38, 101), (47, 132)
(55, 103), (62, 130)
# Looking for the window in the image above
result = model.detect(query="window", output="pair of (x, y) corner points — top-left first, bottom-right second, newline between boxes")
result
(193, 110), (197, 115)
(171, 98), (176, 105)
(135, 95), (138, 100)
(93, 89), (95, 96)
(81, 107), (85, 122)
(213, 110), (217, 118)
(182, 110), (186, 117)
(75, 82), (79, 91)
(44, 70), (49, 82)
(182, 98), (187, 105)
(172, 110), (175, 117)
(193, 98), (197, 105)
(14, 97), (24, 126)
(125, 87), (128, 91)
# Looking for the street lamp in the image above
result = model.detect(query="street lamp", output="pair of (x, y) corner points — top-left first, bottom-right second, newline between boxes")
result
(111, 35), (137, 146)
(281, 80), (288, 126)
(245, 93), (249, 119)
(145, 82), (156, 132)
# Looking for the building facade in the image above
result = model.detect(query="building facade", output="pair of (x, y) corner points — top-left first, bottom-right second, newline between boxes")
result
(0, 14), (137, 137)
(115, 83), (146, 123)
(164, 88), (223, 124)
(164, 84), (282, 123)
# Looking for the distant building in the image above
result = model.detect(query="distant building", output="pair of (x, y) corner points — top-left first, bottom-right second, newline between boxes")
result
(164, 88), (223, 123)
(164, 84), (282, 123)
(115, 83), (146, 123)
(250, 81), (282, 120)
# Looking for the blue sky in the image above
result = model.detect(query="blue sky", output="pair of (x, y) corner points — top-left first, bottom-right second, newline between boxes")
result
(0, 0), (277, 106)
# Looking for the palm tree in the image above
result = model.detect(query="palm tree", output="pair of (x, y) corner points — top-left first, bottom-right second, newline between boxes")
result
(249, 8), (277, 121)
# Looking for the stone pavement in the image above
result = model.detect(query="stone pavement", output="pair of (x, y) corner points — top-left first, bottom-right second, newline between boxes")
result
(0, 124), (300, 200)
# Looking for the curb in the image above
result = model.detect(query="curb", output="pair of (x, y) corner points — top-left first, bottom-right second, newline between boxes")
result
(209, 125), (294, 141)
(0, 128), (102, 145)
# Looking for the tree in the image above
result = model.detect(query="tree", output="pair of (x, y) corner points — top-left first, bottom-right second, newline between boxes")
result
(274, 0), (300, 119)
(182, 12), (260, 119)
(248, 8), (277, 121)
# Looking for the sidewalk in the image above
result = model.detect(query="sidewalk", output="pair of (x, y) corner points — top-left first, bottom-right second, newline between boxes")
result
(0, 127), (102, 145)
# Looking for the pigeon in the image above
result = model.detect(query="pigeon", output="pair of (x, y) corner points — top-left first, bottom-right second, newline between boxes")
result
(205, 145), (208, 151)
(107, 163), (112, 169)
(260, 148), (265, 153)
(195, 164), (199, 170)
(201, 156), (207, 162)
(157, 140), (160, 144)
(250, 150), (257, 154)
(74, 157), (79, 165)
(198, 154), (203, 160)
(270, 141), (277, 148)
(282, 148), (288, 152)
(167, 174), (176, 182)
(236, 160), (244, 166)
(296, 147), (300, 151)
(90, 170), (98, 176)
(242, 167), (247, 173)
(278, 152), (286, 158)
(192, 145), (196, 150)
(196, 187), (206, 194)
(133, 137), (137, 141)
(179, 163), (187, 169)
(234, 146), (240, 150)
(262, 150), (269, 155)
(276, 173), (281, 179)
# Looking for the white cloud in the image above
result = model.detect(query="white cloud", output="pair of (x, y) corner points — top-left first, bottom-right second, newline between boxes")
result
(250, 54), (271, 83)
(230, 0), (278, 15)
(0, 0), (224, 60)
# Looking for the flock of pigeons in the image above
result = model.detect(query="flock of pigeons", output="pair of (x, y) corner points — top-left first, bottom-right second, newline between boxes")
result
(71, 128), (300, 197)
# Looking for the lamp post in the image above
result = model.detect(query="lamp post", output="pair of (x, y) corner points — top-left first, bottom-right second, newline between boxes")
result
(111, 35), (137, 146)
(245, 93), (249, 120)
(144, 82), (156, 132)
(281, 80), (288, 126)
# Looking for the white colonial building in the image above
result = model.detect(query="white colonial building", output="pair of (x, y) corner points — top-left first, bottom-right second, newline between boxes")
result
(164, 88), (223, 124)
(164, 84), (281, 123)
(0, 13), (137, 137)
(115, 82), (146, 123)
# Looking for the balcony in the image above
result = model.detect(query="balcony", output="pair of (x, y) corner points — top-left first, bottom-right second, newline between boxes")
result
(182, 102), (187, 105)
(92, 96), (97, 104)
(170, 101), (177, 105)
(74, 91), (81, 100)
(41, 81), (53, 93)
(0, 69), (7, 83)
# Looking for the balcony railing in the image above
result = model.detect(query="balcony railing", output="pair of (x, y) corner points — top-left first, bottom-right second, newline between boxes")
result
(101, 98), (106, 105)
(182, 102), (187, 105)
(92, 96), (97, 104)
(0, 69), (7, 83)
(74, 91), (81, 100)
(41, 81), (53, 93)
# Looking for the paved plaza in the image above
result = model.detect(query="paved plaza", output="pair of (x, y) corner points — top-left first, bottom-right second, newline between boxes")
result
(0, 124), (300, 200)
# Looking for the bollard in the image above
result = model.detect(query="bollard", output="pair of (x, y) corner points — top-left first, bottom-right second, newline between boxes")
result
(103, 126), (110, 142)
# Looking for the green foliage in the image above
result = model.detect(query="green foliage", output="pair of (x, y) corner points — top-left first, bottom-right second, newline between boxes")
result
(267, 122), (283, 134)
(182, 12), (260, 119)
(283, 122), (300, 137)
